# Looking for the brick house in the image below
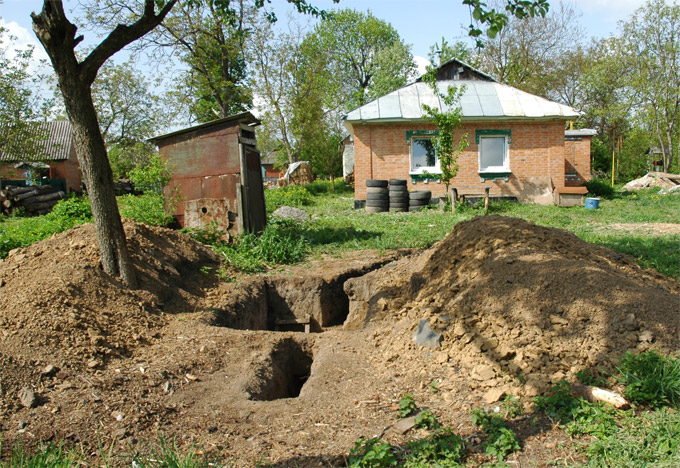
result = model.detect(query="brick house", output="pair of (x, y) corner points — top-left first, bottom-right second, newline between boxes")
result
(343, 59), (595, 205)
(0, 121), (81, 192)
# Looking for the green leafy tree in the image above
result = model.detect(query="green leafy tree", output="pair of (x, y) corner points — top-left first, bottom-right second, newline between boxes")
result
(303, 9), (416, 110)
(0, 27), (43, 159)
(622, 0), (680, 173)
(421, 67), (469, 204)
(474, 0), (583, 98)
(464, 0), (550, 47)
(427, 37), (474, 67)
(154, 0), (255, 122)
(92, 60), (169, 147)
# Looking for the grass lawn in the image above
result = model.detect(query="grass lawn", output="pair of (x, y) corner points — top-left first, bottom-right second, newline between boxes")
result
(294, 183), (680, 279)
(2, 183), (679, 467)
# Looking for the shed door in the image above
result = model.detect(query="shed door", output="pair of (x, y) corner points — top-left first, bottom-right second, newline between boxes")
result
(242, 145), (267, 233)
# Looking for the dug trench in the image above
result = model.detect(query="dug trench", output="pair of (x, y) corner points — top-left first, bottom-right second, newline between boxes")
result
(1, 216), (679, 467)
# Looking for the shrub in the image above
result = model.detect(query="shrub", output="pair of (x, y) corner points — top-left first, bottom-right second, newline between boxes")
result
(47, 196), (92, 222)
(305, 179), (352, 195)
(118, 194), (174, 226)
(265, 185), (312, 212)
(585, 178), (615, 198)
(128, 152), (172, 195)
(618, 350), (680, 408)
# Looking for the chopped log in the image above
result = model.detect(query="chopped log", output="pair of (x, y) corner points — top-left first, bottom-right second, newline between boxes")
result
(13, 190), (40, 202)
(3, 199), (12, 209)
(24, 200), (59, 213)
(23, 191), (65, 204)
(574, 384), (629, 409)
(5, 186), (35, 196)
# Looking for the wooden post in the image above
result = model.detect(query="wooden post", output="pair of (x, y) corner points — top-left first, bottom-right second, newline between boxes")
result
(451, 187), (458, 213)
(484, 187), (490, 215)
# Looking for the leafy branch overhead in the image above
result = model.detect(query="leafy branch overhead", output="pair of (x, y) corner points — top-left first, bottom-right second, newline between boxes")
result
(464, 0), (550, 45)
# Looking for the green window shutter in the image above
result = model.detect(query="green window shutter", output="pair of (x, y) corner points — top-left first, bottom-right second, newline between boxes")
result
(475, 129), (511, 144)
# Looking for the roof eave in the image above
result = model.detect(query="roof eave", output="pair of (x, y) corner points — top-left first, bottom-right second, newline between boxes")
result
(344, 115), (579, 125)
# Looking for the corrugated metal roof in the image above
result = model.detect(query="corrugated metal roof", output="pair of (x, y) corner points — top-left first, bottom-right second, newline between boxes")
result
(149, 112), (260, 144)
(0, 120), (74, 162)
(344, 80), (580, 123)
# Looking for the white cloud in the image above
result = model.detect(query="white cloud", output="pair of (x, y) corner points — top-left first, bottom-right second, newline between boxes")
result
(570, 0), (645, 24)
(413, 56), (430, 80)
(0, 18), (48, 61)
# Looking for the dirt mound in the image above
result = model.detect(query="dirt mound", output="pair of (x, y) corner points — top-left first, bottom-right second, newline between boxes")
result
(1, 216), (679, 466)
(346, 215), (680, 397)
(0, 221), (219, 405)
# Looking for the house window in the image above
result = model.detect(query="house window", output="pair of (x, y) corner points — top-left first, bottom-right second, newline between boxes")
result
(479, 136), (509, 173)
(410, 137), (440, 174)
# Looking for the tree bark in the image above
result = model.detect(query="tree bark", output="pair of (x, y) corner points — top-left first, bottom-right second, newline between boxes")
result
(31, 0), (177, 288)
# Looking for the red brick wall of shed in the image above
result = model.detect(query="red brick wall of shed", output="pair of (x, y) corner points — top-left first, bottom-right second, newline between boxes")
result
(352, 121), (566, 201)
(564, 137), (592, 187)
(158, 123), (242, 227)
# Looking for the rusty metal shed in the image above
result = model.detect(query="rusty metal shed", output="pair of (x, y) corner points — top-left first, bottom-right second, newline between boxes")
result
(149, 112), (266, 236)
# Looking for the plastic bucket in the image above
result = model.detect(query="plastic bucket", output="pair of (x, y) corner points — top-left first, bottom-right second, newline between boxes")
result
(585, 197), (600, 209)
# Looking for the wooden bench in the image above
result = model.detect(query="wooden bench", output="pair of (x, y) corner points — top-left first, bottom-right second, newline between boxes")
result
(275, 314), (311, 333)
(451, 187), (491, 214)
(555, 186), (588, 207)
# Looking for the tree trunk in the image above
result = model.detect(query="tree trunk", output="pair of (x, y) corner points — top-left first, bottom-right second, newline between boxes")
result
(61, 82), (138, 287)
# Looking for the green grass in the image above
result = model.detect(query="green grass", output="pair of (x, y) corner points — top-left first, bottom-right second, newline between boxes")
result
(0, 194), (172, 259)
(296, 187), (680, 278)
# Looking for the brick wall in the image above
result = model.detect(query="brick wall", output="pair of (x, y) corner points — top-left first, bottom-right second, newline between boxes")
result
(564, 137), (592, 187)
(353, 120), (568, 202)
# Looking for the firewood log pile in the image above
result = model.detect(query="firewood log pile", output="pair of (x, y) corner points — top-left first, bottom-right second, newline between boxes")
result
(0, 185), (66, 216)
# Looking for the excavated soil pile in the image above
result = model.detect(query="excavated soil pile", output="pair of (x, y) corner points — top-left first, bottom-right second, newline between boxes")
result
(345, 215), (680, 397)
(0, 221), (219, 404)
(0, 215), (679, 466)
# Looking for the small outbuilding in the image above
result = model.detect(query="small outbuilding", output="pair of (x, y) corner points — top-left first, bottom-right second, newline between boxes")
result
(149, 112), (266, 236)
(344, 59), (595, 206)
(0, 121), (81, 192)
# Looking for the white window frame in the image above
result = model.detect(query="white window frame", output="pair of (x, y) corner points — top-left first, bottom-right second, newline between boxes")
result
(478, 135), (510, 173)
(409, 137), (441, 175)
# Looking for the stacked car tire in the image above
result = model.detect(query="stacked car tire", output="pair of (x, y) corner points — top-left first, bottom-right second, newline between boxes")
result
(388, 179), (408, 212)
(365, 179), (389, 213)
(409, 190), (432, 211)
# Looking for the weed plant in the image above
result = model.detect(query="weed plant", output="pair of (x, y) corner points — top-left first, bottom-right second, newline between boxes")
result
(397, 393), (418, 418)
(471, 408), (521, 461)
(215, 219), (308, 275)
(265, 185), (312, 212)
(0, 442), (82, 468)
(533, 380), (581, 423)
(618, 350), (680, 408)
(402, 428), (466, 467)
(0, 197), (92, 258)
(583, 408), (680, 467)
(118, 194), (174, 226)
(348, 438), (396, 468)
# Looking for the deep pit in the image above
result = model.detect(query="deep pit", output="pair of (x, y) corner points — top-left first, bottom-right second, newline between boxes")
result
(246, 338), (314, 401)
(209, 256), (400, 332)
